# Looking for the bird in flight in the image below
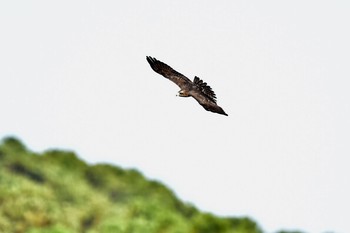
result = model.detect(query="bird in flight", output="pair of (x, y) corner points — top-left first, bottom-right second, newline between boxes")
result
(146, 56), (228, 116)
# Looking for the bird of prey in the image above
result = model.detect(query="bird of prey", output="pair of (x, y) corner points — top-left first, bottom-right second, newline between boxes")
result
(146, 56), (228, 116)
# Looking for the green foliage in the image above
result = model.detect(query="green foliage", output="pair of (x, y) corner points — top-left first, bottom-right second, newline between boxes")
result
(0, 136), (268, 233)
(2, 136), (27, 153)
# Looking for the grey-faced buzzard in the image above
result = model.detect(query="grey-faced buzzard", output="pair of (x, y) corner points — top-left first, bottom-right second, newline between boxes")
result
(146, 56), (228, 116)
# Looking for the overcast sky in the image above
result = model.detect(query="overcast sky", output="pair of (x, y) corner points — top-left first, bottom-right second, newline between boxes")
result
(1, 1), (349, 233)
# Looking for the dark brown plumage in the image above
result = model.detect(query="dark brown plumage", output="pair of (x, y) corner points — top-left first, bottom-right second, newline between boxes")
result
(146, 56), (228, 116)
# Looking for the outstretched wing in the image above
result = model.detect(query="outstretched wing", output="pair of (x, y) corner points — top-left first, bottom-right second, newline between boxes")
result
(190, 77), (228, 116)
(146, 56), (192, 88)
(191, 91), (228, 116)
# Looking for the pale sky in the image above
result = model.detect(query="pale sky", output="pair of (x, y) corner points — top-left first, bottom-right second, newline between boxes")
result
(1, 1), (350, 233)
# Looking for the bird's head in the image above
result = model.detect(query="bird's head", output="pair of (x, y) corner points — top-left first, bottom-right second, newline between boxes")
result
(177, 90), (190, 97)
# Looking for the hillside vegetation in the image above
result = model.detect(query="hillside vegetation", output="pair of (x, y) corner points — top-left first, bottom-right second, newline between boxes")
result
(0, 137), (300, 233)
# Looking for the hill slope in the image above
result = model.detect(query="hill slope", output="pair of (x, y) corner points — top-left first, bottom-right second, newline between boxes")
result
(0, 137), (299, 233)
